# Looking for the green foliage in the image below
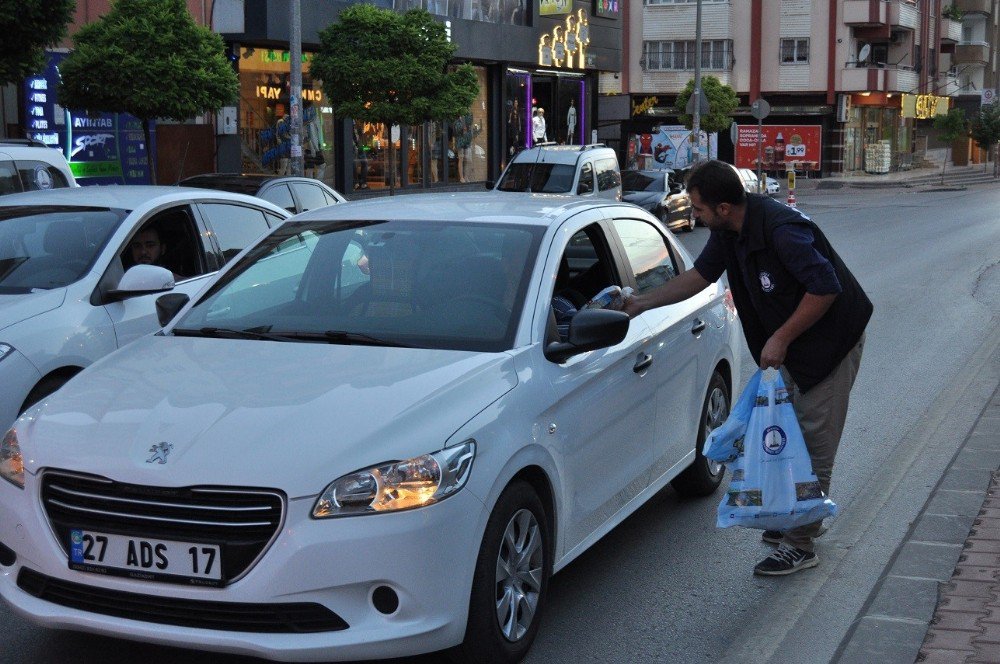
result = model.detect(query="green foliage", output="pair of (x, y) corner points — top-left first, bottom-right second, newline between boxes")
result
(942, 5), (963, 20)
(969, 103), (1000, 151)
(311, 5), (479, 126)
(58, 0), (238, 122)
(933, 107), (968, 142)
(0, 0), (75, 86)
(674, 75), (739, 134)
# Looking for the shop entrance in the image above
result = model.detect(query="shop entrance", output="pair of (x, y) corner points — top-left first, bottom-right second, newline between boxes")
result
(506, 70), (588, 153)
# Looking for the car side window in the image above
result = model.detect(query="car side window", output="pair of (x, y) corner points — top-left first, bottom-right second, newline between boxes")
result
(16, 160), (69, 192)
(200, 203), (271, 267)
(0, 161), (20, 195)
(290, 183), (328, 212)
(120, 206), (206, 281)
(595, 158), (621, 192)
(576, 162), (595, 194)
(260, 184), (296, 214)
(322, 189), (341, 205)
(612, 218), (679, 294)
(550, 223), (622, 341)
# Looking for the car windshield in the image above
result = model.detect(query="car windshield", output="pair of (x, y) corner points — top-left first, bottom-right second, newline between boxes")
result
(621, 171), (665, 193)
(497, 163), (575, 193)
(175, 218), (544, 352)
(0, 205), (127, 293)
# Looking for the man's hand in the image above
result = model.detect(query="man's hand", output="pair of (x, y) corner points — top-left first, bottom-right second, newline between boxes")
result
(623, 292), (644, 318)
(759, 334), (788, 369)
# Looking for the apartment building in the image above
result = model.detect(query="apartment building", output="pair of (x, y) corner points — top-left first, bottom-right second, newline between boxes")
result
(621, 0), (998, 175)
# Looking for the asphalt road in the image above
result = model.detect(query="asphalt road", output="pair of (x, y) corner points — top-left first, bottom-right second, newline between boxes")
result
(3, 184), (999, 664)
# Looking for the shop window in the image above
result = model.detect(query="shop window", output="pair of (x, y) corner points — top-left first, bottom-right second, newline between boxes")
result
(450, 65), (489, 183)
(780, 38), (809, 64)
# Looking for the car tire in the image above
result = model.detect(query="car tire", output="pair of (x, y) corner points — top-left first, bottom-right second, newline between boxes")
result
(671, 371), (730, 497)
(454, 480), (551, 664)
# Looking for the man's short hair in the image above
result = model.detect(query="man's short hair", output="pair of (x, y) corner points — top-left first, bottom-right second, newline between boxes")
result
(685, 160), (747, 207)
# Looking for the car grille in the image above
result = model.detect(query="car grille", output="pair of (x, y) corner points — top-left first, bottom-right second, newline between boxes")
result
(17, 568), (348, 633)
(41, 470), (285, 584)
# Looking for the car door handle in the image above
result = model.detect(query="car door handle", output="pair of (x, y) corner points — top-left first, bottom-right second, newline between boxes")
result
(691, 319), (707, 335)
(633, 353), (654, 373)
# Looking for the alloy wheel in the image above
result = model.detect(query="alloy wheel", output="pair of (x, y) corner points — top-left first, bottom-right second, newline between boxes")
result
(494, 508), (544, 642)
(704, 385), (730, 475)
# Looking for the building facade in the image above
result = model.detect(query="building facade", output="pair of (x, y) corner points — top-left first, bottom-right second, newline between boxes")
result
(215, 0), (623, 194)
(620, 0), (996, 176)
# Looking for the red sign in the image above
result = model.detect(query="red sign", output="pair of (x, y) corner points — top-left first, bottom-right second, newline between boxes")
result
(734, 125), (822, 171)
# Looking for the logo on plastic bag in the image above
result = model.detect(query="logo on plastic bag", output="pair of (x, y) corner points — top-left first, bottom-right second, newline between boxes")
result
(759, 271), (775, 293)
(762, 425), (787, 455)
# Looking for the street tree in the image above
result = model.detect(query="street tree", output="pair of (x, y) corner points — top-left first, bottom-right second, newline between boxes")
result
(969, 102), (1000, 178)
(675, 75), (740, 134)
(58, 0), (238, 183)
(933, 107), (967, 183)
(311, 4), (479, 195)
(0, 0), (75, 89)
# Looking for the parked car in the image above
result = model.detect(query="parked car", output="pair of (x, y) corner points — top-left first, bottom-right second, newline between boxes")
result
(0, 186), (290, 431)
(0, 193), (741, 663)
(0, 139), (77, 196)
(765, 176), (780, 196)
(178, 173), (346, 215)
(735, 167), (763, 194)
(492, 143), (622, 201)
(621, 168), (694, 232)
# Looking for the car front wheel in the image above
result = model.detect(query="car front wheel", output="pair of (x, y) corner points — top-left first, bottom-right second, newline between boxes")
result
(455, 481), (551, 664)
(671, 371), (730, 497)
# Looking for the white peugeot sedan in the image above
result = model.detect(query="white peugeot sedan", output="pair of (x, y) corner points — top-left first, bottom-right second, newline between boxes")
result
(0, 186), (290, 431)
(0, 193), (741, 662)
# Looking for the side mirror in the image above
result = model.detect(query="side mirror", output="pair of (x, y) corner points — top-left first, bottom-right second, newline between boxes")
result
(106, 264), (175, 303)
(544, 309), (630, 363)
(156, 293), (190, 327)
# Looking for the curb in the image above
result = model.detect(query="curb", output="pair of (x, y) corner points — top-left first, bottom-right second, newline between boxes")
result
(832, 385), (1000, 664)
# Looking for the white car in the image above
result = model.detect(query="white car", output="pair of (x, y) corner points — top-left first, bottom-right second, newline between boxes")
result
(0, 186), (290, 431)
(0, 193), (741, 662)
(494, 144), (622, 201)
(765, 176), (780, 196)
(0, 139), (78, 195)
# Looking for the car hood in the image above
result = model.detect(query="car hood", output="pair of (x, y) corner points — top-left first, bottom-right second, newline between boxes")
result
(21, 336), (517, 497)
(0, 289), (66, 334)
(623, 191), (662, 210)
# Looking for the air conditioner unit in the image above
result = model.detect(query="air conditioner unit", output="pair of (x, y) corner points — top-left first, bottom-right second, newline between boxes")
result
(836, 93), (852, 122)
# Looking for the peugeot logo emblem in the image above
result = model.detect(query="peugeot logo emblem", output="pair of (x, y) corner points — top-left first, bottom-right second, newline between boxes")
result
(146, 442), (173, 464)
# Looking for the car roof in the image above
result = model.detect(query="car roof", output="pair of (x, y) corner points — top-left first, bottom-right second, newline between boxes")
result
(292, 192), (616, 227)
(178, 173), (275, 195)
(512, 144), (614, 165)
(0, 185), (284, 210)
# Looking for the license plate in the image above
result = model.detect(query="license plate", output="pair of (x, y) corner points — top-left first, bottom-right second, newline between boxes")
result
(68, 529), (223, 587)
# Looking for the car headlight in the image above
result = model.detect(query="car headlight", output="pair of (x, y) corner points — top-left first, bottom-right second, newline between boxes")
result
(312, 440), (475, 518)
(0, 343), (13, 363)
(1, 428), (25, 489)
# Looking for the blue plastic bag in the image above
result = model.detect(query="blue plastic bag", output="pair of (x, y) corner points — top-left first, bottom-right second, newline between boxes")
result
(716, 370), (838, 531)
(704, 370), (762, 463)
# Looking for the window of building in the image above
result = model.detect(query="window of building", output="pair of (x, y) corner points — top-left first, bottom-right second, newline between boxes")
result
(642, 40), (732, 71)
(780, 38), (809, 64)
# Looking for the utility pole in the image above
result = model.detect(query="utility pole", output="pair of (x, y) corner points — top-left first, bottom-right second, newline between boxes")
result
(289, 0), (304, 176)
(692, 0), (703, 163)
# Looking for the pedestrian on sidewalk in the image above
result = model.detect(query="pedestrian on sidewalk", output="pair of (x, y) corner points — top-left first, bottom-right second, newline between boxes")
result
(624, 159), (873, 576)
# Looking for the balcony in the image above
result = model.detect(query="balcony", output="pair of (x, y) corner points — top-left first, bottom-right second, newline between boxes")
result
(844, 0), (920, 28)
(955, 0), (992, 15)
(940, 18), (962, 43)
(841, 65), (919, 93)
(954, 42), (990, 65)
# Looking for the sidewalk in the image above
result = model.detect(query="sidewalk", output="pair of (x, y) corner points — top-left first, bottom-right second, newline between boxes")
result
(834, 386), (1000, 663)
(794, 162), (999, 196)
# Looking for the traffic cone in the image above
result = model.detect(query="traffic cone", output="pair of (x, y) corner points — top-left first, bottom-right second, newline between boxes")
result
(786, 190), (796, 208)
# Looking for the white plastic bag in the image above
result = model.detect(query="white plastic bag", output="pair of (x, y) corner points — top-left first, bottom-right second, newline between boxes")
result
(716, 370), (838, 531)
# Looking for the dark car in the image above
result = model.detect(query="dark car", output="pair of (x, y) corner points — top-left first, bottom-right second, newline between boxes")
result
(621, 169), (694, 232)
(179, 174), (346, 215)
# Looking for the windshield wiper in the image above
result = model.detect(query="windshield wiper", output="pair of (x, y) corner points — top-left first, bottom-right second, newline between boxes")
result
(266, 329), (410, 347)
(172, 326), (296, 342)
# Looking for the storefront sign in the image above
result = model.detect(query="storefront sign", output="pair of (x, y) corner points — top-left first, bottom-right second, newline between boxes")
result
(255, 85), (323, 102)
(540, 0), (572, 16)
(594, 0), (620, 18)
(901, 94), (949, 119)
(632, 96), (659, 117)
(537, 9), (590, 69)
(734, 125), (822, 171)
(22, 51), (155, 185)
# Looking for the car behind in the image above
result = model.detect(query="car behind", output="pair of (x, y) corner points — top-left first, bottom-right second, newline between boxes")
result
(621, 168), (694, 232)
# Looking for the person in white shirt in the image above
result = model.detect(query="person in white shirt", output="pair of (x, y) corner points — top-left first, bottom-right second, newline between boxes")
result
(532, 107), (547, 144)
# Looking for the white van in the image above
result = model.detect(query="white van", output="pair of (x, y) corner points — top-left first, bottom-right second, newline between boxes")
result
(492, 143), (622, 200)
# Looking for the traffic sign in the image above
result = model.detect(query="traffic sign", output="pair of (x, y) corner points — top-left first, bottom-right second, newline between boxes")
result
(686, 90), (710, 115)
(730, 122), (738, 145)
(750, 98), (771, 120)
(982, 89), (997, 106)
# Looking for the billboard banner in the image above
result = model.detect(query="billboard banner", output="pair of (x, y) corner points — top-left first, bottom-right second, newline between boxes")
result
(540, 0), (572, 16)
(627, 125), (717, 171)
(22, 51), (156, 185)
(734, 124), (822, 172)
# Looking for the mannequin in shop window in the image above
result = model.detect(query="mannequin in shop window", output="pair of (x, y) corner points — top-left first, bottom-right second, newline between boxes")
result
(353, 122), (370, 190)
(507, 98), (523, 156)
(303, 104), (326, 180)
(276, 113), (291, 175)
(566, 99), (577, 145)
(427, 122), (441, 183)
(453, 112), (480, 183)
(532, 107), (547, 144)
